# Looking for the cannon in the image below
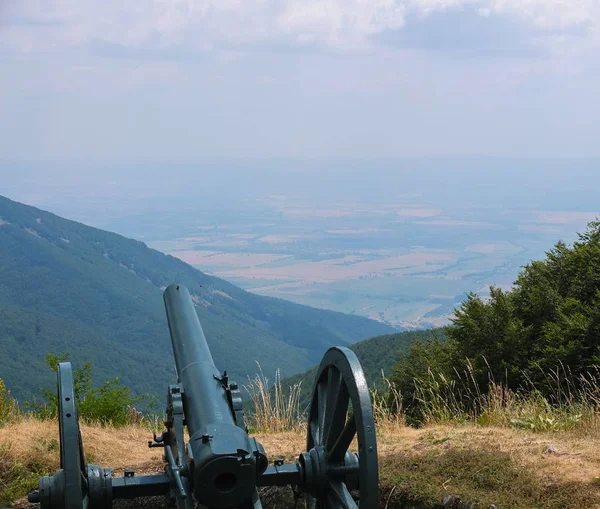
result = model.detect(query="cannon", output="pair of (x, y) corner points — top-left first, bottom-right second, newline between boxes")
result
(28, 284), (378, 509)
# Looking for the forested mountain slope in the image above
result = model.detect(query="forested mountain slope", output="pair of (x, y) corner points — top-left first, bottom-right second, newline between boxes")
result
(0, 195), (393, 401)
(282, 328), (441, 409)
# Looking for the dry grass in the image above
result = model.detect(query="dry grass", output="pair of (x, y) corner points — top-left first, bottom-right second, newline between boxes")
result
(243, 365), (304, 433)
(3, 416), (600, 507)
(0, 416), (164, 469)
(378, 425), (600, 508)
(410, 361), (600, 434)
(371, 375), (406, 434)
(258, 424), (600, 507)
(5, 363), (600, 507)
(243, 366), (600, 507)
(0, 379), (18, 425)
(0, 416), (164, 504)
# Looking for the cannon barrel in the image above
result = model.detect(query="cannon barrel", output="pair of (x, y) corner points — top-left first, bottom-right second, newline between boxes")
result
(163, 284), (261, 508)
(164, 284), (233, 433)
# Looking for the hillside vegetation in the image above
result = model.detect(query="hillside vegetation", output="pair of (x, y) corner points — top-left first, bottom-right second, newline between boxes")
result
(391, 220), (600, 425)
(0, 195), (393, 402)
(280, 328), (441, 411)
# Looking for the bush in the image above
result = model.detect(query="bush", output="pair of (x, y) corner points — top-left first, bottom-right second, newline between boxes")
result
(390, 220), (600, 425)
(389, 336), (459, 425)
(0, 378), (18, 425)
(33, 353), (139, 426)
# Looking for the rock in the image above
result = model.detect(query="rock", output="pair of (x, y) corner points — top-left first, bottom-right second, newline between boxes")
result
(442, 494), (462, 507)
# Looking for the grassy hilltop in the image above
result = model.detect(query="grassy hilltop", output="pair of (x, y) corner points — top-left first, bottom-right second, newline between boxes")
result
(2, 400), (600, 508)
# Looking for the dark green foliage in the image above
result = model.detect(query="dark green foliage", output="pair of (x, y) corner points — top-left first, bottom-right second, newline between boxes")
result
(390, 335), (457, 418)
(0, 195), (393, 403)
(390, 220), (600, 420)
(447, 287), (532, 388)
(511, 224), (600, 375)
(33, 354), (137, 426)
(350, 329), (438, 382)
(280, 329), (438, 411)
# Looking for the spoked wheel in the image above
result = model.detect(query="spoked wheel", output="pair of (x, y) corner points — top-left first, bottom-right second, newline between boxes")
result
(303, 347), (378, 508)
(30, 362), (114, 509)
(57, 362), (87, 509)
(30, 362), (88, 509)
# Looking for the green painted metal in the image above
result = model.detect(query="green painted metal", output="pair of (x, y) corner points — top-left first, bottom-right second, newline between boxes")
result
(28, 284), (379, 509)
(57, 363), (85, 509)
(163, 284), (263, 508)
(306, 347), (379, 509)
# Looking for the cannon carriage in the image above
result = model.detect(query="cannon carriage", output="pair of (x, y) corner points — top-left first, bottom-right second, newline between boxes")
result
(28, 284), (378, 509)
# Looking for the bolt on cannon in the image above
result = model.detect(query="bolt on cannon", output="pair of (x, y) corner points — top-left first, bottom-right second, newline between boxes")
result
(28, 284), (379, 509)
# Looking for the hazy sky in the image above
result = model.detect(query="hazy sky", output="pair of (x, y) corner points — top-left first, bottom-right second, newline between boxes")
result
(1, 1), (600, 160)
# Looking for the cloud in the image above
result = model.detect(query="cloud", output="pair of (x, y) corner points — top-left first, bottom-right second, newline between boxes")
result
(1, 0), (406, 54)
(377, 7), (541, 56)
(2, 0), (600, 162)
(480, 0), (596, 30)
(2, 0), (598, 57)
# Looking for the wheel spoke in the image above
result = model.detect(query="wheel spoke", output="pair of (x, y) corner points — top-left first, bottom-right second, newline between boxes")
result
(329, 415), (356, 463)
(327, 481), (358, 509)
(322, 367), (343, 447)
(325, 379), (349, 453)
(309, 416), (321, 446)
(317, 380), (327, 445)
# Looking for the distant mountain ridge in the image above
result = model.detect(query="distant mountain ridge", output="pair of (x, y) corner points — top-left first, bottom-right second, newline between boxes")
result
(0, 195), (394, 402)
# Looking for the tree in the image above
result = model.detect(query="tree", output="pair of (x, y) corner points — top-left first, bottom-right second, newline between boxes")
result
(390, 220), (600, 421)
(390, 335), (459, 423)
(447, 288), (530, 390)
(36, 353), (138, 426)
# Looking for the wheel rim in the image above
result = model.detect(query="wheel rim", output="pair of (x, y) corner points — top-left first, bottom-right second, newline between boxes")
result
(57, 362), (86, 509)
(306, 347), (378, 509)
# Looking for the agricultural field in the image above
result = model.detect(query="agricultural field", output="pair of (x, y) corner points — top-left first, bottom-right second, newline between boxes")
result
(144, 199), (597, 329)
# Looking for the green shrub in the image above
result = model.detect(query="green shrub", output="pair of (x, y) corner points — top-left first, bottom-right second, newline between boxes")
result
(0, 378), (18, 425)
(390, 220), (600, 425)
(0, 443), (49, 506)
(33, 353), (139, 426)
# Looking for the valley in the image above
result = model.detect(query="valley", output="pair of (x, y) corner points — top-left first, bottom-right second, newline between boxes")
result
(4, 162), (599, 331)
(145, 200), (596, 329)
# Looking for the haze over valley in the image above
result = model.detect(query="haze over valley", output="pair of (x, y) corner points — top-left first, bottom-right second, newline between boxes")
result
(3, 0), (600, 334)
(4, 160), (598, 330)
